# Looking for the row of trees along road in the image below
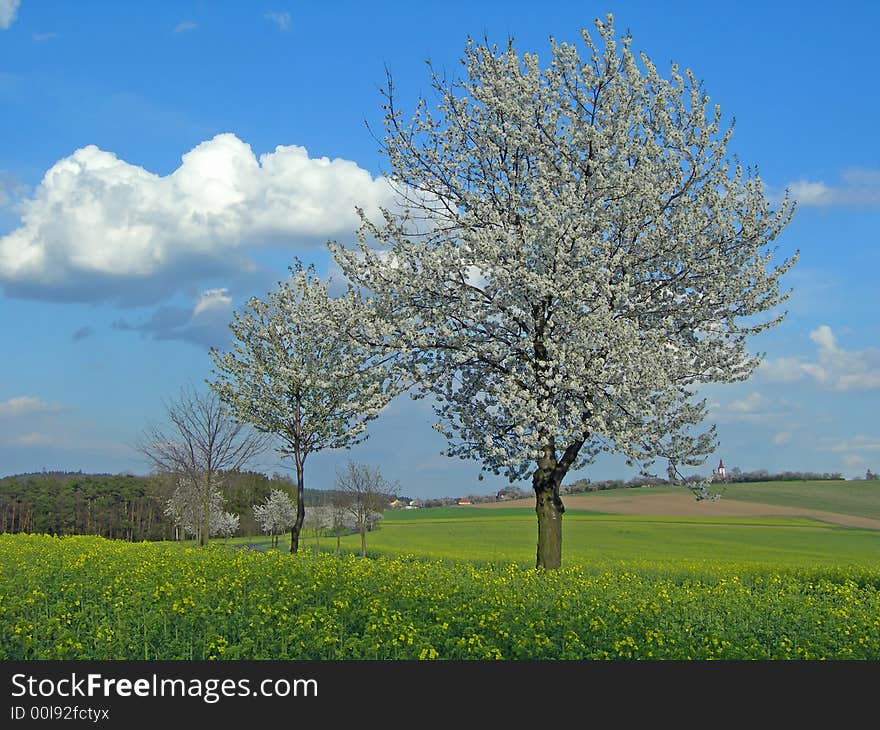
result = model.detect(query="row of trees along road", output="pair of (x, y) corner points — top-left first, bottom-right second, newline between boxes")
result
(135, 385), (395, 550)
(252, 463), (395, 555)
(204, 15), (797, 569)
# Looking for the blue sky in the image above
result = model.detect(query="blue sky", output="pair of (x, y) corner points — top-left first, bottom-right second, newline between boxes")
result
(1, 0), (878, 498)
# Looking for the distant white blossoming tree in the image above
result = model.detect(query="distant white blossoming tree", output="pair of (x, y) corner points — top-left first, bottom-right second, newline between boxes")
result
(303, 504), (334, 553)
(164, 480), (240, 541)
(209, 260), (400, 553)
(213, 509), (240, 540)
(252, 488), (297, 548)
(330, 15), (798, 569)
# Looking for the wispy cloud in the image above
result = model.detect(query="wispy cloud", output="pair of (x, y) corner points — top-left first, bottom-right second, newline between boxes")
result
(0, 396), (63, 418)
(174, 21), (197, 34)
(192, 288), (231, 318)
(828, 436), (880, 453)
(759, 325), (880, 391)
(113, 288), (234, 349)
(708, 391), (797, 424)
(842, 454), (867, 470)
(772, 431), (792, 446)
(264, 11), (291, 31)
(785, 168), (880, 208)
(0, 170), (28, 208)
(71, 326), (93, 342)
(9, 432), (52, 446)
(0, 0), (20, 30)
(32, 32), (59, 42)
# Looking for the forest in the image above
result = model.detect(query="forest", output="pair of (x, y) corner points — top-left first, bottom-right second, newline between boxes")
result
(0, 471), (307, 541)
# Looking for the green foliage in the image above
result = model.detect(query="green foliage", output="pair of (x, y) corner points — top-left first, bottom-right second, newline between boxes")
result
(2, 533), (879, 660)
(0, 472), (173, 540)
(0, 471), (308, 541)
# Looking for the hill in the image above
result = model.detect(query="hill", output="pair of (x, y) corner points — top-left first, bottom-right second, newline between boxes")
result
(474, 481), (880, 530)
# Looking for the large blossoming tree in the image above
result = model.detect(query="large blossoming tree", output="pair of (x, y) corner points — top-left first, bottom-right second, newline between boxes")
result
(331, 16), (798, 569)
(209, 260), (400, 553)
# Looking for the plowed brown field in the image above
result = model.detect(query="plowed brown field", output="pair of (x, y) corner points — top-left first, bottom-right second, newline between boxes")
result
(473, 491), (880, 530)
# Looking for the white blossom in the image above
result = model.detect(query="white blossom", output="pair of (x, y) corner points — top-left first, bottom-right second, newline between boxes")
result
(164, 479), (240, 539)
(209, 259), (403, 552)
(252, 489), (297, 537)
(329, 15), (797, 568)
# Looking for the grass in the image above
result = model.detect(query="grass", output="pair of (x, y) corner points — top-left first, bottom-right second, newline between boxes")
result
(330, 511), (880, 569)
(228, 481), (880, 569)
(710, 480), (880, 520)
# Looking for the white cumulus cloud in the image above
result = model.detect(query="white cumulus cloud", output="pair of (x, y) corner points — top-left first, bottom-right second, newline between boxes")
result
(759, 325), (880, 392)
(0, 0), (20, 29)
(707, 390), (796, 424)
(727, 392), (766, 414)
(0, 134), (397, 302)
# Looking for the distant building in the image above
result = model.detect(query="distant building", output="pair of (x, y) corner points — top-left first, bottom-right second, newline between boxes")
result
(456, 498), (472, 505)
(714, 459), (726, 479)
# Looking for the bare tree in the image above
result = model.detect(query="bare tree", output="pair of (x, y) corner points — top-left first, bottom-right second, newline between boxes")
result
(335, 462), (396, 557)
(136, 384), (268, 546)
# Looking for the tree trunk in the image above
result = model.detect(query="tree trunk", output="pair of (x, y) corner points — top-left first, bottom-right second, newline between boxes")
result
(200, 474), (211, 547)
(360, 527), (367, 558)
(533, 467), (564, 570)
(531, 434), (585, 570)
(290, 457), (305, 554)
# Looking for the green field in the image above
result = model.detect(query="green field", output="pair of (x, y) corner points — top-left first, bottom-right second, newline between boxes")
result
(313, 481), (880, 569)
(710, 480), (880, 520)
(3, 480), (880, 659)
(335, 512), (880, 569)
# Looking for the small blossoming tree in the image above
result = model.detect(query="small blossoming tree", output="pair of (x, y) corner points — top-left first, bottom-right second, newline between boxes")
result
(252, 488), (297, 548)
(331, 16), (797, 569)
(164, 480), (240, 541)
(209, 260), (400, 553)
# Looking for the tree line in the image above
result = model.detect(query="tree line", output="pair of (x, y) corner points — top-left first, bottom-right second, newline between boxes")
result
(565, 469), (846, 492)
(0, 470), (310, 541)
